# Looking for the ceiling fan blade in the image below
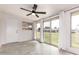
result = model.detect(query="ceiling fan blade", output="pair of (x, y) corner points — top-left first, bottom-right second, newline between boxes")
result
(35, 13), (39, 18)
(27, 13), (32, 16)
(20, 8), (32, 12)
(33, 4), (37, 10)
(35, 12), (46, 14)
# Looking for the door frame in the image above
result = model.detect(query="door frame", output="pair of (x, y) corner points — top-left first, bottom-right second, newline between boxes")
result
(66, 7), (79, 54)
(43, 16), (59, 47)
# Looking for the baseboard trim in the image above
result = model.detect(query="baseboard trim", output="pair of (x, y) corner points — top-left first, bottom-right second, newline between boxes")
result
(1, 39), (34, 46)
(59, 48), (77, 55)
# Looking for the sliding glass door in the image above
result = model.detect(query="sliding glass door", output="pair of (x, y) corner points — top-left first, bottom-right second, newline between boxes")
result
(67, 10), (79, 54)
(36, 23), (40, 41)
(43, 17), (59, 46)
(51, 18), (59, 46)
(71, 11), (79, 48)
(44, 21), (51, 43)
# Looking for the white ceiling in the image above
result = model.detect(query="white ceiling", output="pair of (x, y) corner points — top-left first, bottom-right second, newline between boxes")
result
(0, 4), (79, 22)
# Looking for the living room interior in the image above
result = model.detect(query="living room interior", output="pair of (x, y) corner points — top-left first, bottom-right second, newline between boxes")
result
(0, 4), (79, 55)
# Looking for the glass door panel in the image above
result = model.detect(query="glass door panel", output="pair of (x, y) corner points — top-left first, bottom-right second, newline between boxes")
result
(71, 11), (79, 48)
(36, 23), (40, 41)
(44, 21), (51, 43)
(51, 19), (59, 46)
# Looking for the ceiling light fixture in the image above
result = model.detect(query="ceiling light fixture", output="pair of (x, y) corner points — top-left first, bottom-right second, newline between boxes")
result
(32, 13), (35, 15)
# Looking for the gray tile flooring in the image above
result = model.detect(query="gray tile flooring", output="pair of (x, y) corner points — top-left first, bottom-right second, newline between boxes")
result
(0, 40), (73, 55)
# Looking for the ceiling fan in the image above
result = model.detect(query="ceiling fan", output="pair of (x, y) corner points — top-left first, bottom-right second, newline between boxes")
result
(20, 4), (46, 18)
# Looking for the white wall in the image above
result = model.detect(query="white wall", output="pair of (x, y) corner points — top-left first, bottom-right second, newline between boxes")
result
(33, 22), (37, 40)
(59, 11), (71, 50)
(0, 11), (33, 45)
(17, 20), (33, 42)
(0, 12), (6, 45)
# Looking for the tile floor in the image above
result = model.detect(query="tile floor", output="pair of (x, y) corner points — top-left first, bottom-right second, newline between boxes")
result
(0, 40), (73, 55)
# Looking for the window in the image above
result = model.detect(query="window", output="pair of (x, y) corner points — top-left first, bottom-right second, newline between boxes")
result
(71, 11), (79, 48)
(22, 21), (32, 30)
